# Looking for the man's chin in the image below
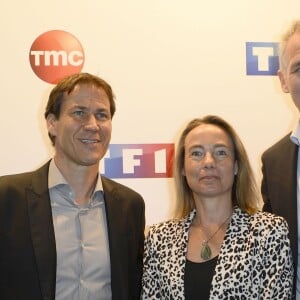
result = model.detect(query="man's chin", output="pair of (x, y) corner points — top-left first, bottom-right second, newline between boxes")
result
(77, 158), (101, 168)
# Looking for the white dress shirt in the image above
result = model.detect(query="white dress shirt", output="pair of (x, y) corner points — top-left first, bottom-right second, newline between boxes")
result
(48, 159), (112, 300)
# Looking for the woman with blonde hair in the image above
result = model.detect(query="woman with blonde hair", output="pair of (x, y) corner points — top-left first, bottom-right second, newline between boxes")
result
(141, 115), (293, 299)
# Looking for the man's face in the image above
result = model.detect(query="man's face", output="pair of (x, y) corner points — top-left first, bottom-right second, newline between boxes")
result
(279, 33), (300, 110)
(46, 83), (112, 168)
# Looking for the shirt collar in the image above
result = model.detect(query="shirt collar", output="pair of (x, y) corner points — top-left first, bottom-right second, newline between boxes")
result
(48, 159), (104, 194)
(290, 119), (300, 146)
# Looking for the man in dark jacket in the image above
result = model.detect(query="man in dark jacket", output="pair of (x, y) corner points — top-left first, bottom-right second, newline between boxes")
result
(0, 72), (145, 300)
(261, 20), (300, 299)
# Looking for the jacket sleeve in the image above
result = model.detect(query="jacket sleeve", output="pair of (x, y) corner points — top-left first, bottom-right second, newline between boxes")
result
(141, 227), (161, 299)
(260, 217), (293, 299)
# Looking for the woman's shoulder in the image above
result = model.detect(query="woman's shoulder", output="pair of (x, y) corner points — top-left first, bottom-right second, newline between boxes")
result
(148, 218), (184, 232)
(241, 209), (289, 231)
(251, 210), (286, 223)
(231, 209), (290, 243)
(146, 214), (191, 240)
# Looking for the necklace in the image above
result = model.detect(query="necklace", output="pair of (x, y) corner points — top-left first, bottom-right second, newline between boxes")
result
(198, 214), (232, 261)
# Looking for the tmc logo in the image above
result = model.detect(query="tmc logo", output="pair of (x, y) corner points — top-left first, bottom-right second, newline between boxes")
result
(246, 42), (279, 75)
(29, 30), (85, 84)
(100, 144), (174, 178)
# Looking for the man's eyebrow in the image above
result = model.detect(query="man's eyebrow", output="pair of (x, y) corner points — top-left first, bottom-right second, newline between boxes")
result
(95, 107), (109, 111)
(71, 105), (88, 110)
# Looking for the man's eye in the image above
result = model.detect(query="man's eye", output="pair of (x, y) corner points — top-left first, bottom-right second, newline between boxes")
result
(95, 112), (109, 120)
(291, 65), (300, 74)
(73, 110), (85, 117)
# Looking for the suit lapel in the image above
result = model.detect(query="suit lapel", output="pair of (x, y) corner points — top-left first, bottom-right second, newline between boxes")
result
(282, 139), (298, 271)
(27, 162), (57, 300)
(102, 177), (126, 299)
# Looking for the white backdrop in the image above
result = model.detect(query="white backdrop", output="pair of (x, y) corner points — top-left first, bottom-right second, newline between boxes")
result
(1, 0), (300, 225)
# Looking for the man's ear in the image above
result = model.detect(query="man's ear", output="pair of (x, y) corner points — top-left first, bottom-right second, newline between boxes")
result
(278, 69), (289, 93)
(46, 114), (58, 137)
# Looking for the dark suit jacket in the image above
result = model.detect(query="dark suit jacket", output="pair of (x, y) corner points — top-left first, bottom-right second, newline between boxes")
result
(261, 133), (298, 297)
(0, 161), (145, 300)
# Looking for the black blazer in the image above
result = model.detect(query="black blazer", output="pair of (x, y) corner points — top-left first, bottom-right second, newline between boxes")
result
(261, 134), (298, 296)
(0, 161), (145, 300)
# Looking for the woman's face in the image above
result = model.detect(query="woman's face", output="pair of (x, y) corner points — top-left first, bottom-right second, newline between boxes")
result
(183, 124), (237, 201)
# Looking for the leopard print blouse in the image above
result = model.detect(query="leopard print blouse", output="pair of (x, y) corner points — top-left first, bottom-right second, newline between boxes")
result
(141, 207), (293, 299)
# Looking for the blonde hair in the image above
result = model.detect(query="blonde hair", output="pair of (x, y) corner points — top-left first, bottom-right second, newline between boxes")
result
(173, 115), (260, 219)
(279, 20), (300, 71)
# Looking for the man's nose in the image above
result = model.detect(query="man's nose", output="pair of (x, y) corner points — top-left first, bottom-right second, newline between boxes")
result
(83, 114), (99, 130)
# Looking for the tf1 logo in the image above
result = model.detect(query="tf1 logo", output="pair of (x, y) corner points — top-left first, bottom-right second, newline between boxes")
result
(100, 144), (174, 178)
(246, 42), (279, 75)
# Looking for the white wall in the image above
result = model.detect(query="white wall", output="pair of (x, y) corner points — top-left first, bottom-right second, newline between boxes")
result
(1, 0), (300, 225)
